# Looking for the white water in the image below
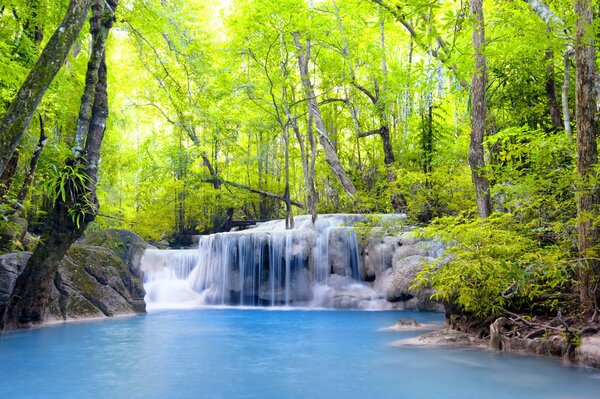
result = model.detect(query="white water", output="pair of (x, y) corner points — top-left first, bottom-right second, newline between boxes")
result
(142, 215), (386, 311)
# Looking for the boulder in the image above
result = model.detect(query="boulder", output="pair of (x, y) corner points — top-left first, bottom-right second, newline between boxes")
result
(360, 232), (396, 281)
(0, 252), (29, 308)
(80, 229), (154, 278)
(382, 253), (443, 312)
(0, 229), (151, 323)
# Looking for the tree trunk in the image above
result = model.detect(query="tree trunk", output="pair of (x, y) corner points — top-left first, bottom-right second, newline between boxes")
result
(293, 33), (356, 195)
(574, 0), (600, 310)
(469, 0), (492, 219)
(545, 49), (563, 129)
(73, 0), (110, 156)
(0, 0), (92, 175)
(333, 2), (395, 168)
(307, 115), (318, 222)
(1, 0), (118, 330)
(288, 109), (316, 223)
(563, 51), (573, 138)
(0, 151), (19, 200)
(17, 114), (47, 203)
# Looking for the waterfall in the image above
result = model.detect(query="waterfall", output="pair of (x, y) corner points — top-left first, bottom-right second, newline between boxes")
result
(141, 214), (398, 310)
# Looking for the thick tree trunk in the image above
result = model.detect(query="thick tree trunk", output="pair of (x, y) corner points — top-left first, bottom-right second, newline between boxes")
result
(1, 0), (118, 330)
(2, 194), (85, 328)
(469, 0), (492, 219)
(293, 33), (356, 195)
(574, 0), (600, 310)
(17, 114), (47, 203)
(0, 0), (92, 175)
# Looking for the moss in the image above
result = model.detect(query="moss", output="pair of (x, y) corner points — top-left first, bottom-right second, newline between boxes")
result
(67, 294), (102, 318)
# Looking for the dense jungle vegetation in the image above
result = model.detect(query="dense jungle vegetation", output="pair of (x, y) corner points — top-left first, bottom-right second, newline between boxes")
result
(0, 0), (598, 328)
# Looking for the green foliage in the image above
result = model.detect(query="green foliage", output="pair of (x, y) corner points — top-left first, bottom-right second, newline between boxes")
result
(414, 213), (573, 318)
(44, 161), (93, 228)
(393, 165), (475, 223)
(486, 126), (576, 247)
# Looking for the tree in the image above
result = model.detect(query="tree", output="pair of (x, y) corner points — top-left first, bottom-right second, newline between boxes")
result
(2, 0), (119, 329)
(574, 0), (599, 311)
(0, 0), (92, 175)
(293, 33), (357, 195)
(468, 0), (491, 219)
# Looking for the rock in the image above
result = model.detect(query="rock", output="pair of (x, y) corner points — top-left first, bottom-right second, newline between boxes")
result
(22, 232), (39, 251)
(575, 335), (600, 369)
(154, 240), (170, 249)
(328, 228), (360, 278)
(1, 229), (151, 323)
(394, 328), (485, 347)
(0, 252), (30, 308)
(80, 229), (155, 279)
(383, 254), (443, 312)
(360, 232), (396, 281)
(499, 334), (567, 358)
(381, 319), (443, 332)
(395, 318), (421, 327)
(0, 214), (28, 252)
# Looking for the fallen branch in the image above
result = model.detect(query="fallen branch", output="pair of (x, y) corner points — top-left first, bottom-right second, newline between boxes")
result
(201, 178), (305, 209)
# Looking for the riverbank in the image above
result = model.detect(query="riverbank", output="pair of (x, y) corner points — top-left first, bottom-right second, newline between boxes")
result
(390, 318), (600, 370)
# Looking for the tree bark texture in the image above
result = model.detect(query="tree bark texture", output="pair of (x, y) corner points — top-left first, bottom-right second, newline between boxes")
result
(293, 33), (357, 195)
(0, 151), (19, 200)
(469, 0), (492, 219)
(2, 0), (119, 330)
(17, 114), (47, 203)
(288, 109), (317, 222)
(73, 0), (110, 156)
(574, 0), (600, 310)
(0, 0), (92, 176)
(545, 49), (563, 129)
(2, 195), (85, 328)
(563, 51), (573, 137)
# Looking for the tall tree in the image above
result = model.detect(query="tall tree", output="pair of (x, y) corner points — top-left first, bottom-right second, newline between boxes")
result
(574, 0), (599, 310)
(0, 0), (92, 175)
(2, 0), (119, 329)
(293, 33), (357, 195)
(469, 0), (491, 219)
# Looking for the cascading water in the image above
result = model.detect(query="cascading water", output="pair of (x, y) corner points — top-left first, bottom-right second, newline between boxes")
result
(141, 214), (415, 310)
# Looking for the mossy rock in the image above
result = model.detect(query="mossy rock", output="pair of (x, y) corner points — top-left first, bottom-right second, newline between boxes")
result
(80, 229), (155, 278)
(2, 229), (151, 322)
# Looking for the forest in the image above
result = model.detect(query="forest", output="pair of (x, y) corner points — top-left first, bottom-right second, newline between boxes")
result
(0, 0), (598, 331)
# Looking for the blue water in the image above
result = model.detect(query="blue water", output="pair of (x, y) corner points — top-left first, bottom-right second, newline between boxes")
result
(1, 310), (599, 399)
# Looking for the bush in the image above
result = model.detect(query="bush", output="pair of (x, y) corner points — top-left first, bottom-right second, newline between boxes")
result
(413, 213), (573, 318)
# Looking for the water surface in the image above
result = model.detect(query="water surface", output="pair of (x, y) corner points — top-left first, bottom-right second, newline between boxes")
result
(0, 309), (599, 398)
